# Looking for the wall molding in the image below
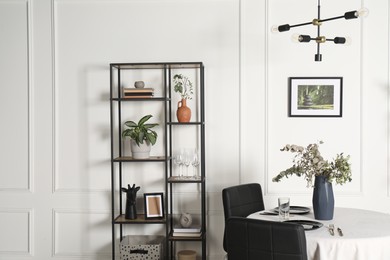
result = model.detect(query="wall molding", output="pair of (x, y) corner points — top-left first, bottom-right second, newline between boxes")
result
(52, 209), (111, 257)
(50, 0), (101, 194)
(0, 209), (33, 256)
(0, 0), (32, 193)
(387, 0), (390, 197)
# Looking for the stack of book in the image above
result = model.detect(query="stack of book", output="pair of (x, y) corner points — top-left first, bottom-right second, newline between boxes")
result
(172, 226), (201, 237)
(122, 88), (154, 98)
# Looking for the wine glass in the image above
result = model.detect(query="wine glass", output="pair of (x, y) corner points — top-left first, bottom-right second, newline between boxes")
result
(191, 149), (200, 179)
(173, 154), (183, 178)
(183, 149), (191, 179)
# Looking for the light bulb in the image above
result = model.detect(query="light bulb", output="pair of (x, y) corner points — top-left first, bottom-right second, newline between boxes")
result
(291, 33), (300, 43)
(344, 37), (352, 46)
(271, 25), (280, 34)
(357, 7), (369, 18)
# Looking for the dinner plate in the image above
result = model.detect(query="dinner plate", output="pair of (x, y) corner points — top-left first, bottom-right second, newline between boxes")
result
(273, 206), (310, 215)
(284, 220), (323, 231)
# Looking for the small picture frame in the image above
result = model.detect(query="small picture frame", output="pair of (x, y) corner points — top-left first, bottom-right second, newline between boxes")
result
(144, 193), (164, 219)
(288, 77), (343, 117)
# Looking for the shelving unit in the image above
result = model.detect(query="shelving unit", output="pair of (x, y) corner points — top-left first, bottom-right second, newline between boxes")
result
(109, 62), (206, 259)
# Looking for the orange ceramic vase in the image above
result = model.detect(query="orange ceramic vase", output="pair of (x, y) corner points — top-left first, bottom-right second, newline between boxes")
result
(177, 98), (191, 122)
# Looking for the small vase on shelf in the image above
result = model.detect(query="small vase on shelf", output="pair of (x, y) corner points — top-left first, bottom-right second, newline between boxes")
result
(177, 98), (191, 122)
(180, 212), (193, 228)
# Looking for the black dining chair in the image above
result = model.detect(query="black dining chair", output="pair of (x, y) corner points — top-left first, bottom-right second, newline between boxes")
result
(226, 217), (308, 260)
(222, 183), (265, 252)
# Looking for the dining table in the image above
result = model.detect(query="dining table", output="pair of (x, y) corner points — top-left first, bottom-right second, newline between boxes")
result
(247, 207), (390, 260)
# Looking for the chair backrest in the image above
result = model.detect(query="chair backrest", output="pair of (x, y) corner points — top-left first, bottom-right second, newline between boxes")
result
(222, 183), (265, 251)
(226, 217), (308, 260)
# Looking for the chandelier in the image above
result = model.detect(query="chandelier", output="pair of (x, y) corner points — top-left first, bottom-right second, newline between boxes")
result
(272, 0), (369, 61)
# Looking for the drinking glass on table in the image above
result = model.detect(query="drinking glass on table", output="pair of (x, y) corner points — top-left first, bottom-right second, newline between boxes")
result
(278, 197), (290, 220)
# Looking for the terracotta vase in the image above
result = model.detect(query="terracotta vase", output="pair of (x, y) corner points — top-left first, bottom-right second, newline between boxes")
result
(177, 98), (191, 122)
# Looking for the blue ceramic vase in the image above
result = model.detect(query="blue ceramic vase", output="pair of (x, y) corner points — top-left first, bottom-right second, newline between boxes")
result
(312, 175), (334, 220)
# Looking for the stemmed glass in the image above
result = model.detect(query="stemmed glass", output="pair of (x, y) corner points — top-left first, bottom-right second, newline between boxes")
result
(183, 149), (191, 179)
(192, 149), (200, 179)
(173, 153), (183, 178)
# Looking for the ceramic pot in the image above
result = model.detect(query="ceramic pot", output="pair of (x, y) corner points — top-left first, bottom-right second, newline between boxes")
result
(134, 81), (145, 88)
(312, 175), (334, 220)
(177, 98), (191, 122)
(179, 212), (193, 228)
(130, 140), (151, 159)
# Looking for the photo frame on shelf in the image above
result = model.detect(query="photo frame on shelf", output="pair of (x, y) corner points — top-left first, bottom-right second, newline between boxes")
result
(144, 193), (164, 219)
(288, 77), (343, 117)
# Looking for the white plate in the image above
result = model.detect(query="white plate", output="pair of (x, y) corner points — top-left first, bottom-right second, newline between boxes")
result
(273, 206), (310, 215)
(284, 219), (323, 231)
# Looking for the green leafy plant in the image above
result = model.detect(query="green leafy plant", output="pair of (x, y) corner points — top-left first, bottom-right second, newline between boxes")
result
(173, 74), (193, 100)
(272, 141), (352, 187)
(122, 115), (158, 146)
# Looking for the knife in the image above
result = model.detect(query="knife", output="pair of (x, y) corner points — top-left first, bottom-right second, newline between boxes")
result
(259, 211), (278, 215)
(337, 227), (344, 236)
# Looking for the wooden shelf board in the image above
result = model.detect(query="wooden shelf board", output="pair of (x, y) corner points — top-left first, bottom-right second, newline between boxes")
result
(168, 232), (205, 241)
(113, 156), (166, 162)
(114, 214), (166, 224)
(168, 176), (204, 183)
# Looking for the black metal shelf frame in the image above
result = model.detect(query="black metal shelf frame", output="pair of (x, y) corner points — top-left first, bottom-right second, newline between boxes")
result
(109, 62), (206, 260)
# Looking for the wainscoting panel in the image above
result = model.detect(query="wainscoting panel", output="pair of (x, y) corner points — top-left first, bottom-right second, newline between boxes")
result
(0, 0), (30, 191)
(53, 210), (111, 257)
(0, 209), (31, 255)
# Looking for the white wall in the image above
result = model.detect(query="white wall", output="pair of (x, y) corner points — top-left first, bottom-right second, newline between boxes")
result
(0, 0), (388, 259)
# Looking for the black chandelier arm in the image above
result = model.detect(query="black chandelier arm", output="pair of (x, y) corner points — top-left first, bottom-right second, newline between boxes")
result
(297, 35), (346, 44)
(277, 21), (312, 32)
(290, 21), (314, 29)
(278, 20), (318, 32)
(278, 11), (358, 32)
(319, 15), (346, 23)
(319, 11), (358, 22)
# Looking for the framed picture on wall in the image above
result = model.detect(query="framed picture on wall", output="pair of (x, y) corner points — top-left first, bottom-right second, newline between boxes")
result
(144, 193), (164, 219)
(289, 77), (343, 117)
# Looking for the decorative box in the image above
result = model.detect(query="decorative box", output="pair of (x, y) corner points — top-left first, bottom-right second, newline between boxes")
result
(119, 235), (164, 260)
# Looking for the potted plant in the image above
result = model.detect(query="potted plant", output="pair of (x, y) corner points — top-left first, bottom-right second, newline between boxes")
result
(173, 74), (193, 122)
(272, 141), (352, 220)
(122, 115), (158, 159)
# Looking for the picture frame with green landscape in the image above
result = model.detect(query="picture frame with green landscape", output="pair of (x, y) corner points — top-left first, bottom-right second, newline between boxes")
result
(288, 77), (343, 117)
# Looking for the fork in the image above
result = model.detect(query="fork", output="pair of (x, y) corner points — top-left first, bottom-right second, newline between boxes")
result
(328, 224), (335, 236)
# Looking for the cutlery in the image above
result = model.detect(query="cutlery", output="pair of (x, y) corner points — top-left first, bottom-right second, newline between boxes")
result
(337, 227), (344, 236)
(259, 211), (278, 216)
(328, 224), (335, 236)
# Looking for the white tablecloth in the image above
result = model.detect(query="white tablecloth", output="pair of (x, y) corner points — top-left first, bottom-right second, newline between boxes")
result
(247, 207), (390, 260)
